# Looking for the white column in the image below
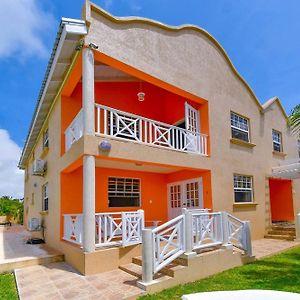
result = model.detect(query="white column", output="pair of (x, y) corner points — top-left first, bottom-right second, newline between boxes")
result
(142, 229), (154, 283)
(82, 47), (96, 252)
(82, 47), (95, 136)
(82, 155), (95, 252)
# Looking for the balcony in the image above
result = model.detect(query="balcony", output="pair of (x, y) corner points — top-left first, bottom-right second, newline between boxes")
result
(65, 104), (208, 156)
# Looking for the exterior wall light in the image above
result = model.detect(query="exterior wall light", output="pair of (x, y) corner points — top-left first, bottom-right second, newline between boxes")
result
(99, 140), (111, 151)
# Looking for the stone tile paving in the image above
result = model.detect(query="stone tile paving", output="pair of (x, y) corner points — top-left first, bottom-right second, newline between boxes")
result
(15, 262), (145, 300)
(0, 225), (61, 264)
(252, 238), (300, 259)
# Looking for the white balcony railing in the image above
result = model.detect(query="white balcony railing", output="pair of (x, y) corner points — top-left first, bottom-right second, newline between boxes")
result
(63, 210), (144, 247)
(65, 110), (83, 151)
(95, 104), (208, 155)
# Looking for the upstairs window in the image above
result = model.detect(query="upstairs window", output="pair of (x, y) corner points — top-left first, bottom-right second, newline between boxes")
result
(43, 128), (49, 149)
(272, 130), (282, 152)
(108, 177), (140, 207)
(231, 112), (250, 142)
(233, 174), (253, 203)
(42, 183), (49, 211)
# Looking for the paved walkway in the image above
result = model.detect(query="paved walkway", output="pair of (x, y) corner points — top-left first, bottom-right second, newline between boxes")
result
(252, 238), (300, 259)
(0, 225), (61, 268)
(15, 262), (145, 300)
(14, 238), (300, 300)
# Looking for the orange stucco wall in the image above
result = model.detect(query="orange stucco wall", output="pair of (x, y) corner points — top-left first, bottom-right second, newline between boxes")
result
(61, 81), (209, 154)
(60, 165), (212, 238)
(269, 179), (294, 221)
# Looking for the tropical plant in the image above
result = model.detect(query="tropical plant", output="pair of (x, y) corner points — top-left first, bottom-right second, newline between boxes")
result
(288, 104), (300, 135)
(0, 196), (23, 224)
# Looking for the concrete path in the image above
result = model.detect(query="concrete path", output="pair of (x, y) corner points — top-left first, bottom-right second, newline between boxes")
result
(0, 225), (63, 272)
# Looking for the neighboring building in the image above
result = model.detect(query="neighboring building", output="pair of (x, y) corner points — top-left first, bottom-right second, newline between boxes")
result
(19, 2), (299, 277)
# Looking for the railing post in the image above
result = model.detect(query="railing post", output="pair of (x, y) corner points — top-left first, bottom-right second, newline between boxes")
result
(184, 211), (194, 254)
(243, 221), (253, 257)
(296, 213), (300, 241)
(221, 212), (230, 246)
(142, 229), (154, 283)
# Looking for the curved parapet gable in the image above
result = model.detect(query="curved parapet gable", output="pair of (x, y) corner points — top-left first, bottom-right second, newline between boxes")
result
(84, 1), (266, 112)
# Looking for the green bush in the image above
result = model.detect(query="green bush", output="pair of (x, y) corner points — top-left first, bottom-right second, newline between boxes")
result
(0, 196), (23, 224)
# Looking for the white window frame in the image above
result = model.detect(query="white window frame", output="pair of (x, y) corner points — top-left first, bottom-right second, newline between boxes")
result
(272, 129), (282, 152)
(108, 177), (141, 208)
(230, 112), (250, 142)
(42, 183), (49, 211)
(43, 128), (49, 149)
(233, 174), (253, 203)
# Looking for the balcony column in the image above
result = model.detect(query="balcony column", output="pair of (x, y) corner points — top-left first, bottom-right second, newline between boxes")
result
(82, 47), (95, 136)
(82, 47), (95, 252)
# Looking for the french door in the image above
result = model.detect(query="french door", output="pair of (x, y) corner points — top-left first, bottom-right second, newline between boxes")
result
(168, 178), (203, 219)
(185, 102), (200, 152)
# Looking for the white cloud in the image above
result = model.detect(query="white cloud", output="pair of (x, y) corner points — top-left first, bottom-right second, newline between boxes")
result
(103, 0), (142, 12)
(0, 0), (55, 59)
(0, 129), (24, 199)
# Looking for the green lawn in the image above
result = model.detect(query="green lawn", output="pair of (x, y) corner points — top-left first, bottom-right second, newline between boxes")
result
(0, 273), (18, 300)
(139, 246), (300, 300)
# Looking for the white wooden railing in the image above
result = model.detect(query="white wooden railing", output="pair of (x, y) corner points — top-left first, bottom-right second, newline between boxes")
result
(63, 214), (83, 245)
(63, 210), (144, 247)
(65, 110), (83, 151)
(141, 210), (252, 283)
(95, 210), (144, 247)
(95, 104), (208, 155)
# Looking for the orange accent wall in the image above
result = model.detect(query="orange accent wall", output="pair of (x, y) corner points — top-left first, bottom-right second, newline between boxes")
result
(269, 179), (294, 221)
(60, 166), (212, 238)
(61, 81), (209, 155)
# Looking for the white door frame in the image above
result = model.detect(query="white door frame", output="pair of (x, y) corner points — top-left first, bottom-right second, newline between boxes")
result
(167, 177), (204, 220)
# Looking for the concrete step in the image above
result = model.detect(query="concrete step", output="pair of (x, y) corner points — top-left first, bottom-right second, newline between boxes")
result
(0, 253), (64, 273)
(264, 234), (295, 241)
(271, 225), (295, 232)
(268, 230), (296, 236)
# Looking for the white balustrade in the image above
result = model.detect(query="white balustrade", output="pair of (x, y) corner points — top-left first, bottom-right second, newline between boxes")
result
(151, 215), (185, 275)
(63, 214), (83, 245)
(95, 104), (208, 156)
(192, 212), (223, 250)
(95, 210), (144, 247)
(63, 211), (144, 248)
(65, 110), (83, 151)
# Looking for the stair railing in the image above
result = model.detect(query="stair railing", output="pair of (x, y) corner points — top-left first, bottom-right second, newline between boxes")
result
(141, 210), (252, 283)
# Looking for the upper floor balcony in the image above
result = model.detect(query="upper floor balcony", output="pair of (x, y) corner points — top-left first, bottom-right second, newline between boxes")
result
(65, 102), (208, 156)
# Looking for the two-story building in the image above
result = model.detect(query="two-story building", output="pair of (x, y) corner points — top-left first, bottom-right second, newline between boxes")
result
(19, 1), (300, 277)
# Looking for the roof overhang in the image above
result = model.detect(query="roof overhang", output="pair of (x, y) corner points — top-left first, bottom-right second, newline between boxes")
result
(18, 18), (88, 169)
(272, 159), (300, 179)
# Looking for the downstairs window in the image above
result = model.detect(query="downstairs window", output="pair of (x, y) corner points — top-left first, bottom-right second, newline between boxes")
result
(233, 174), (253, 203)
(108, 177), (140, 207)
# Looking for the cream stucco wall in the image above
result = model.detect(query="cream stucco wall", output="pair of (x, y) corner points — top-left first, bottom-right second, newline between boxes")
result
(23, 3), (300, 268)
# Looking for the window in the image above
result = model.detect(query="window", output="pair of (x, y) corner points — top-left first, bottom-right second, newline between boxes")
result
(170, 184), (181, 208)
(42, 183), (49, 211)
(43, 128), (49, 149)
(108, 177), (140, 207)
(231, 112), (250, 142)
(233, 175), (253, 203)
(272, 130), (282, 152)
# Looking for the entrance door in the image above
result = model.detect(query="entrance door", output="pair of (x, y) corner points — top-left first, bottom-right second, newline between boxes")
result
(185, 102), (200, 152)
(168, 178), (203, 219)
(269, 178), (294, 222)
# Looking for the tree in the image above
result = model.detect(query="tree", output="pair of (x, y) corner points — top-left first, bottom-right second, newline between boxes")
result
(289, 104), (300, 136)
(0, 196), (23, 224)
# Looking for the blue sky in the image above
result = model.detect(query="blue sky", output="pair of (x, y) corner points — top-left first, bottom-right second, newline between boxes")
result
(0, 0), (299, 197)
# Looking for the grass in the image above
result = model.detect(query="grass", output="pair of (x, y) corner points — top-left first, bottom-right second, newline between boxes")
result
(139, 246), (300, 300)
(0, 273), (18, 300)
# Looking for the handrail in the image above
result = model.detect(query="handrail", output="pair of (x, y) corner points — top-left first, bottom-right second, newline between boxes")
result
(95, 103), (207, 137)
(152, 214), (184, 233)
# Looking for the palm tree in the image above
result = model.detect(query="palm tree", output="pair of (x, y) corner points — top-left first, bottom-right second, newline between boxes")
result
(289, 104), (300, 136)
